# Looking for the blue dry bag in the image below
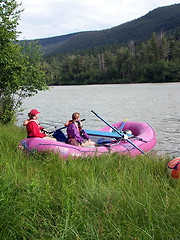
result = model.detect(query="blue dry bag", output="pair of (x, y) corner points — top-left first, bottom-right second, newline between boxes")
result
(53, 129), (67, 142)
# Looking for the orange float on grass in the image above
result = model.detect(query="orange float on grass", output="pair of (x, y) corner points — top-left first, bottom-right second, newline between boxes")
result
(167, 157), (180, 179)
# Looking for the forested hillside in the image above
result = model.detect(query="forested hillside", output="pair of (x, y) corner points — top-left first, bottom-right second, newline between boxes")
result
(37, 4), (180, 85)
(35, 3), (180, 55)
(44, 32), (180, 85)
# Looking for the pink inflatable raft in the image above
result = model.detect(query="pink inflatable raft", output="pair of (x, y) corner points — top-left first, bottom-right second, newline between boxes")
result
(19, 121), (156, 159)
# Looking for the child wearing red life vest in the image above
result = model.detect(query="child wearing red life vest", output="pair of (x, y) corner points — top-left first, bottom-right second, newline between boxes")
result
(23, 109), (56, 141)
(66, 112), (95, 147)
(23, 111), (40, 127)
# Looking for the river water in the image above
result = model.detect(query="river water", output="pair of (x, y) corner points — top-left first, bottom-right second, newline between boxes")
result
(16, 83), (180, 157)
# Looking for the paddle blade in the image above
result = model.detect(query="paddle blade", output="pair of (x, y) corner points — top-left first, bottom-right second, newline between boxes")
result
(119, 119), (127, 131)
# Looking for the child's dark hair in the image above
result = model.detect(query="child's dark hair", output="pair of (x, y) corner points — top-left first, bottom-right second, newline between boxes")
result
(28, 112), (35, 119)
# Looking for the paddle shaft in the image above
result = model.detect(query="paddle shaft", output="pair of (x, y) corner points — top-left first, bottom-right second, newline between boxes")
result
(91, 110), (152, 159)
(48, 118), (86, 134)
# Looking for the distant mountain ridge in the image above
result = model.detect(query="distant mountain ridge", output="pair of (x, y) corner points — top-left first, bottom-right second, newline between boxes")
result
(32, 4), (180, 55)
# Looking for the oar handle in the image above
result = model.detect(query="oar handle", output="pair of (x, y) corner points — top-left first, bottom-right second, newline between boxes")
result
(91, 110), (124, 137)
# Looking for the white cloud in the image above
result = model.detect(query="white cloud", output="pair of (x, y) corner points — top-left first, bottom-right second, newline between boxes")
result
(17, 0), (180, 40)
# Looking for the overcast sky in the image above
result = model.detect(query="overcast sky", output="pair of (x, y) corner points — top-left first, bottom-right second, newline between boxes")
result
(17, 0), (180, 40)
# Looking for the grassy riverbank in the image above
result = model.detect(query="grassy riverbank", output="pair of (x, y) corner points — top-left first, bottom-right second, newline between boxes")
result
(0, 123), (179, 239)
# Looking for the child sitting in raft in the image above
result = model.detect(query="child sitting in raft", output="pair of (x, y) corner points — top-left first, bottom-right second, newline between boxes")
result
(23, 109), (56, 141)
(66, 112), (95, 147)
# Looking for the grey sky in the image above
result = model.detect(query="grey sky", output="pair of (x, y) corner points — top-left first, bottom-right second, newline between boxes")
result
(17, 0), (180, 40)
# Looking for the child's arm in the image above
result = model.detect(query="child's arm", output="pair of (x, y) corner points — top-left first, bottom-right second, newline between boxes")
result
(23, 119), (29, 126)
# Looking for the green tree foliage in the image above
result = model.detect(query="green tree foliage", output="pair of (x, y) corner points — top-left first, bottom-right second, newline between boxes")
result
(45, 32), (180, 85)
(0, 0), (49, 123)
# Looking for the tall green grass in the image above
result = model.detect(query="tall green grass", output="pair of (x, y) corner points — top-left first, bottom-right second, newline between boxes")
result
(0, 123), (179, 239)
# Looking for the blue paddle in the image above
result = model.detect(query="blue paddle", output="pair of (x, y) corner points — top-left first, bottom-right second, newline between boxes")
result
(91, 110), (152, 159)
